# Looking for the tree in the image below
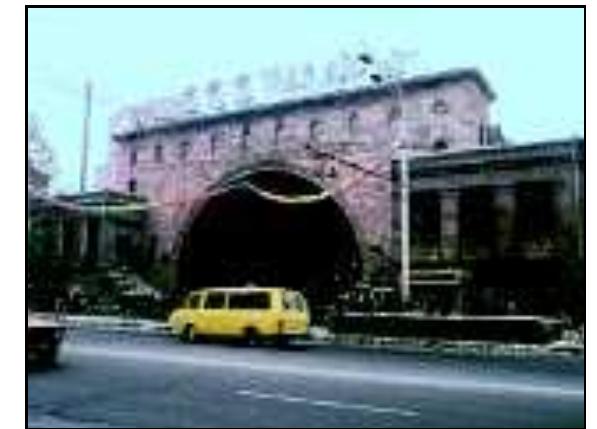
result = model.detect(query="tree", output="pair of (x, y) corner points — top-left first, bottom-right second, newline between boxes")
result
(27, 215), (73, 311)
(27, 112), (55, 193)
(27, 113), (66, 310)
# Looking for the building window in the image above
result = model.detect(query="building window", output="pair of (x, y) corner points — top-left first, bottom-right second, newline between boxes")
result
(387, 105), (402, 126)
(179, 140), (191, 161)
(431, 98), (449, 115)
(460, 186), (496, 255)
(242, 122), (251, 137)
(130, 149), (137, 167)
(347, 110), (360, 136)
(274, 117), (284, 145)
(154, 144), (163, 163)
(241, 121), (250, 152)
(210, 132), (218, 157)
(478, 123), (488, 146)
(309, 119), (322, 142)
(411, 191), (441, 249)
(433, 138), (448, 151)
(128, 178), (137, 194)
(513, 181), (557, 248)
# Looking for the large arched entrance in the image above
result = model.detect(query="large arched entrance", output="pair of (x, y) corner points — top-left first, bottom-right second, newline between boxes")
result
(176, 165), (362, 318)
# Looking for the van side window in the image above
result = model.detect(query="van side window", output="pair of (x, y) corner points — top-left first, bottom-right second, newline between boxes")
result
(229, 292), (270, 310)
(283, 293), (293, 311)
(204, 292), (226, 309)
(188, 294), (202, 309)
(283, 292), (305, 312)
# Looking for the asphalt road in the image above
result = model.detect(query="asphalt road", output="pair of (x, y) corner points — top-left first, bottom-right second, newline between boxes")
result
(28, 330), (585, 428)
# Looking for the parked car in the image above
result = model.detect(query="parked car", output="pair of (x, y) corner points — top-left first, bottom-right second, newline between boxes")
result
(168, 287), (310, 345)
(27, 311), (65, 366)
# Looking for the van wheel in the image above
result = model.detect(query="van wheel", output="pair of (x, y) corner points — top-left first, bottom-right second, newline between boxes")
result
(181, 324), (197, 343)
(243, 327), (259, 346)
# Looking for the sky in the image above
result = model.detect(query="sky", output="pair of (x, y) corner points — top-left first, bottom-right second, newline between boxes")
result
(27, 7), (585, 193)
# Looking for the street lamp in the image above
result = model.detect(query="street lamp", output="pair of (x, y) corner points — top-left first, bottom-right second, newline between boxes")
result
(358, 53), (411, 307)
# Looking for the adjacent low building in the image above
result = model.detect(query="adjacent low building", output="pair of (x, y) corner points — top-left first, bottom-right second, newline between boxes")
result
(395, 138), (584, 317)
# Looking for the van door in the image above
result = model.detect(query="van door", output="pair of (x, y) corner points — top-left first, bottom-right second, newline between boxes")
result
(228, 292), (272, 336)
(186, 292), (203, 331)
(202, 292), (227, 335)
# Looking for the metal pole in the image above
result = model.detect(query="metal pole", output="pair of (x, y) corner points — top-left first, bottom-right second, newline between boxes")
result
(400, 149), (410, 305)
(393, 67), (410, 307)
(80, 80), (92, 193)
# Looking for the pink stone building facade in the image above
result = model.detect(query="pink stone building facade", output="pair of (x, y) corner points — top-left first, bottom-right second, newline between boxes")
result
(105, 69), (496, 260)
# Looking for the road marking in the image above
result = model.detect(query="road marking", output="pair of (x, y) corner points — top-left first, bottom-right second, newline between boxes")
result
(65, 345), (585, 399)
(236, 389), (420, 417)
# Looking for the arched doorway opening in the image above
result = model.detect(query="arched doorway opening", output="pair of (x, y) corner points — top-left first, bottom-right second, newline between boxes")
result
(176, 167), (362, 320)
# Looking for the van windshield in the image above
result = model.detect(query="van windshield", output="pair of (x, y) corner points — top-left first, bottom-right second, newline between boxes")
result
(228, 292), (270, 310)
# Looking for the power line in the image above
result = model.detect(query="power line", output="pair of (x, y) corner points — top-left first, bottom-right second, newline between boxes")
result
(304, 143), (392, 182)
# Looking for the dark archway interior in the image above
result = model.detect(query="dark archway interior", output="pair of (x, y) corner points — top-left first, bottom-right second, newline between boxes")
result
(178, 170), (362, 315)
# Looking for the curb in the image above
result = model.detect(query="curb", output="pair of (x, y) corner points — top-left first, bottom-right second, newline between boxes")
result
(329, 335), (584, 358)
(64, 316), (170, 337)
(62, 316), (584, 358)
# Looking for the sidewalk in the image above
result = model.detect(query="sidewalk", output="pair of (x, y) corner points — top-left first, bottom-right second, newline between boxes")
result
(62, 315), (584, 358)
(329, 333), (585, 358)
(64, 315), (170, 335)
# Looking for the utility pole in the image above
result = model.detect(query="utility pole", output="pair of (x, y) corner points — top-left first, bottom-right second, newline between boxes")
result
(399, 148), (410, 305)
(390, 63), (411, 306)
(358, 51), (412, 307)
(78, 80), (92, 266)
(396, 69), (411, 307)
(80, 80), (92, 193)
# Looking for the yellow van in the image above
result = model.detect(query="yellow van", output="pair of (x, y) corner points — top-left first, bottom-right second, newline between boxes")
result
(168, 287), (310, 344)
